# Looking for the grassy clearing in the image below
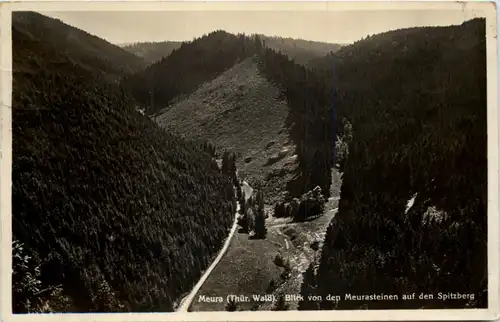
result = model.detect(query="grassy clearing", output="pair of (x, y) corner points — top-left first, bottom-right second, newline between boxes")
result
(189, 169), (341, 311)
(188, 230), (286, 311)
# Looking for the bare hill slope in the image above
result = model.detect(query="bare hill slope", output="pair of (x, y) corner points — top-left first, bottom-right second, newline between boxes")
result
(155, 57), (298, 203)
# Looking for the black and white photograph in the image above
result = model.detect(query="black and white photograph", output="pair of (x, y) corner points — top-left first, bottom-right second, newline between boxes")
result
(1, 1), (499, 320)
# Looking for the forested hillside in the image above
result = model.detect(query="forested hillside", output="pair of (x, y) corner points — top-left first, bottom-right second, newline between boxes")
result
(12, 11), (147, 81)
(121, 41), (183, 64)
(122, 30), (261, 115)
(302, 18), (488, 309)
(12, 13), (236, 313)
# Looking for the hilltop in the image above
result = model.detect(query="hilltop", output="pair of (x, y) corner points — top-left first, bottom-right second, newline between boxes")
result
(120, 41), (184, 64)
(12, 11), (147, 81)
(122, 30), (255, 115)
(12, 12), (236, 313)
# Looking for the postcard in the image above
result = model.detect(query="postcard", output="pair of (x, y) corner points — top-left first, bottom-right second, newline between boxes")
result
(0, 1), (498, 321)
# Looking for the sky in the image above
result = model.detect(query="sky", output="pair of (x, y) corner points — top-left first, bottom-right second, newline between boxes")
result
(40, 8), (485, 45)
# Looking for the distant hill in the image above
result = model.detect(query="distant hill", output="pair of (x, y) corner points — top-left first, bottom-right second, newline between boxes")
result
(300, 18), (488, 309)
(12, 12), (236, 313)
(122, 30), (255, 115)
(260, 35), (344, 66)
(125, 31), (336, 202)
(154, 56), (299, 204)
(121, 36), (344, 67)
(12, 11), (147, 81)
(120, 41), (184, 64)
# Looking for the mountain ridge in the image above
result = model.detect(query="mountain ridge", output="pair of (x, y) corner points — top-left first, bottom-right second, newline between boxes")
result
(120, 34), (344, 67)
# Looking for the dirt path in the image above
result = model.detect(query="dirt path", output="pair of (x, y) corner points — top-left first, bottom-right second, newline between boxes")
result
(177, 179), (253, 312)
(176, 203), (240, 312)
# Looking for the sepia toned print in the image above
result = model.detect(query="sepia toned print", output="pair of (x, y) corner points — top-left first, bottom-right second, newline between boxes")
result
(1, 1), (498, 321)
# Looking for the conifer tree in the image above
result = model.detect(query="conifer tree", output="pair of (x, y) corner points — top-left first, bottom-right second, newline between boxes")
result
(253, 190), (267, 238)
(237, 208), (249, 233)
(221, 151), (230, 174)
(298, 263), (320, 311)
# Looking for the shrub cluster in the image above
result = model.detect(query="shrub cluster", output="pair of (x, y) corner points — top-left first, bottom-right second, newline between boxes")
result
(274, 186), (326, 222)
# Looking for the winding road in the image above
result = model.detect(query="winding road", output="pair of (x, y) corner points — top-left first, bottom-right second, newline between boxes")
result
(176, 191), (243, 312)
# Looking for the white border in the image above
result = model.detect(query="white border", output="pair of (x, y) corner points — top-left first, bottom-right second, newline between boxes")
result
(0, 1), (498, 321)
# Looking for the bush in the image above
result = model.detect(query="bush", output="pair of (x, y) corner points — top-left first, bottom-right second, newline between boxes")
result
(274, 202), (287, 218)
(294, 186), (326, 222)
(273, 253), (285, 267)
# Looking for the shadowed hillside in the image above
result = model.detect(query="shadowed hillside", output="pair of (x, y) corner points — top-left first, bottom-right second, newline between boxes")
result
(300, 18), (488, 310)
(121, 41), (184, 64)
(12, 11), (147, 81)
(257, 47), (335, 198)
(154, 56), (298, 204)
(12, 13), (236, 313)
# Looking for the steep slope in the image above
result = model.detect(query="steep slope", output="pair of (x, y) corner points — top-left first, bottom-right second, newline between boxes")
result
(261, 35), (344, 67)
(122, 30), (262, 114)
(12, 15), (236, 313)
(12, 11), (147, 81)
(257, 47), (336, 199)
(155, 57), (298, 204)
(121, 41), (183, 64)
(302, 18), (487, 309)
